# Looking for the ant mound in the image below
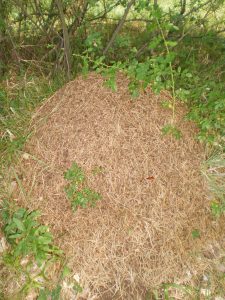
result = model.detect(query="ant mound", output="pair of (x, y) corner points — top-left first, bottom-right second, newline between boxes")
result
(16, 73), (219, 298)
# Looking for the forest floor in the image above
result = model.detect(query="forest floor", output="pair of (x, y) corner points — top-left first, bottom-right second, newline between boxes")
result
(2, 73), (225, 299)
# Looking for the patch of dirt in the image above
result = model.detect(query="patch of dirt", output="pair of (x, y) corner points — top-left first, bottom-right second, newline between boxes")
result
(12, 73), (224, 299)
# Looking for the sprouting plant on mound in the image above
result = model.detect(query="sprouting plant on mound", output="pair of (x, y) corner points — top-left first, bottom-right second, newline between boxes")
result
(0, 201), (63, 298)
(64, 162), (101, 211)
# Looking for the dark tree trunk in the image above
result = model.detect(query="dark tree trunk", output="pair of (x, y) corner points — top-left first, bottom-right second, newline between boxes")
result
(103, 0), (136, 55)
(56, 0), (72, 80)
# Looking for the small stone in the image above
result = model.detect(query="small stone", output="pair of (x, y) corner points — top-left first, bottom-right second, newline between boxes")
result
(215, 263), (225, 273)
(200, 288), (211, 296)
(25, 291), (38, 300)
(0, 237), (7, 253)
(10, 181), (17, 192)
(73, 273), (80, 282)
(22, 152), (30, 160)
(21, 257), (29, 266)
(203, 274), (209, 281)
(186, 270), (191, 277)
(62, 281), (73, 289)
(203, 244), (221, 259)
(6, 129), (16, 141)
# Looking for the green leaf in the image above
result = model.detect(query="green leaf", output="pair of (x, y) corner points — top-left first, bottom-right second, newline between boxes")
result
(166, 41), (177, 48)
(37, 288), (50, 300)
(62, 265), (71, 278)
(38, 236), (52, 244)
(162, 124), (182, 140)
(149, 36), (162, 49)
(13, 217), (25, 232)
(73, 283), (83, 293)
(161, 100), (173, 109)
(9, 233), (23, 239)
(64, 163), (85, 183)
(82, 56), (89, 77)
(51, 285), (62, 300)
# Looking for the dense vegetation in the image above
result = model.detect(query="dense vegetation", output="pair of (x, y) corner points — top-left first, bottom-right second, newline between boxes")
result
(0, 0), (225, 298)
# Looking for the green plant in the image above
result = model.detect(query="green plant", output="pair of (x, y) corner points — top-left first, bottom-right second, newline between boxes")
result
(2, 206), (61, 265)
(162, 124), (182, 140)
(0, 75), (65, 166)
(192, 229), (200, 239)
(0, 201), (63, 298)
(210, 201), (225, 217)
(64, 162), (101, 211)
(64, 162), (85, 184)
(37, 265), (73, 300)
(162, 283), (199, 300)
(92, 166), (104, 175)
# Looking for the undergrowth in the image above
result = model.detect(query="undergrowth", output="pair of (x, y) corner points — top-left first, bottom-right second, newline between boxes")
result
(0, 73), (67, 298)
(0, 201), (63, 298)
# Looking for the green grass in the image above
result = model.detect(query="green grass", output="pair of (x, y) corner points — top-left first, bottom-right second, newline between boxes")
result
(203, 152), (225, 216)
(0, 72), (66, 299)
(0, 74), (65, 167)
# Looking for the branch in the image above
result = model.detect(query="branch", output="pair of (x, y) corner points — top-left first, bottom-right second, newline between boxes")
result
(191, 28), (225, 38)
(68, 1), (89, 34)
(103, 0), (136, 55)
(87, 0), (121, 22)
(180, 0), (186, 15)
(105, 17), (151, 23)
(56, 0), (72, 79)
(183, 0), (213, 18)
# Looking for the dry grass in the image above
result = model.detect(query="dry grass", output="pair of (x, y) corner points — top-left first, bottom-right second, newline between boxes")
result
(8, 73), (225, 299)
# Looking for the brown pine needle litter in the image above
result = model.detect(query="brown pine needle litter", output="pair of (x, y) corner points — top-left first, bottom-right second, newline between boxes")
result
(11, 73), (224, 298)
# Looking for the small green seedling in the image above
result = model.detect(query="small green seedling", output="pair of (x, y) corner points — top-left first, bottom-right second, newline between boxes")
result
(162, 124), (182, 140)
(161, 100), (173, 110)
(192, 229), (200, 239)
(64, 163), (101, 211)
(64, 162), (85, 184)
(92, 166), (104, 175)
(73, 282), (83, 293)
(211, 201), (225, 217)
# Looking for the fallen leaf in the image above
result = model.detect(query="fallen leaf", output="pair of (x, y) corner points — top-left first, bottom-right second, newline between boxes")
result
(146, 176), (155, 181)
